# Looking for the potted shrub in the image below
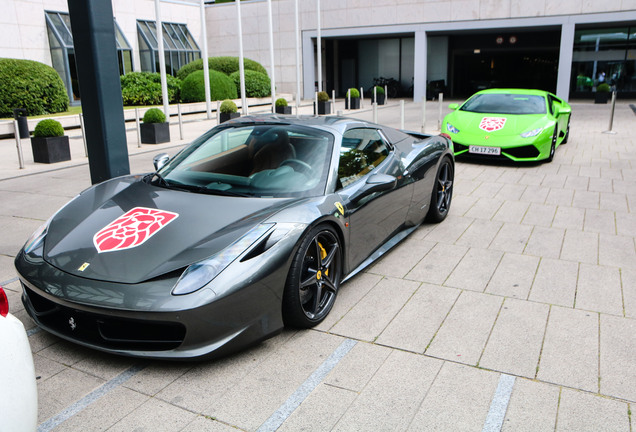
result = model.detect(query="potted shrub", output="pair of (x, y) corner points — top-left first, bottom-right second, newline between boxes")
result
(140, 108), (170, 144)
(372, 85), (385, 105)
(275, 98), (291, 114)
(345, 88), (360, 109)
(31, 119), (71, 163)
(595, 83), (611, 104)
(316, 91), (331, 115)
(219, 99), (240, 123)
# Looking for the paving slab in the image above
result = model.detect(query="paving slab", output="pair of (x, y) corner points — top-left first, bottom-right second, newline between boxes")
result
(556, 388), (631, 431)
(521, 203), (556, 227)
(376, 283), (460, 353)
(599, 233), (636, 269)
(405, 242), (468, 285)
(0, 214), (44, 256)
(560, 229), (599, 264)
(426, 290), (502, 365)
(180, 416), (241, 432)
(552, 206), (585, 230)
(488, 222), (533, 254)
(332, 350), (443, 431)
(523, 226), (564, 259)
(486, 253), (539, 299)
(501, 378), (559, 432)
(445, 247), (503, 292)
(324, 341), (392, 392)
(576, 263), (623, 316)
(105, 397), (198, 432)
(464, 196), (504, 219)
(330, 276), (420, 342)
(599, 314), (636, 402)
(406, 362), (499, 431)
(423, 214), (473, 243)
(479, 298), (549, 378)
(492, 200), (530, 224)
(537, 306), (598, 392)
(621, 267), (636, 319)
(366, 236), (435, 279)
(528, 258), (578, 307)
(455, 219), (503, 249)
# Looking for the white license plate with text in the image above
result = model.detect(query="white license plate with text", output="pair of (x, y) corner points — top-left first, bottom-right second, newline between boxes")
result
(469, 145), (501, 155)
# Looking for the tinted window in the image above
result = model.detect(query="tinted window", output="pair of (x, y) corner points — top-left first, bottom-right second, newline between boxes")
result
(338, 129), (390, 188)
(461, 94), (547, 115)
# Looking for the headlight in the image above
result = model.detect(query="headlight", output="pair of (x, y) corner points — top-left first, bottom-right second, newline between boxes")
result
(23, 220), (50, 255)
(171, 223), (276, 296)
(520, 127), (543, 138)
(446, 123), (460, 134)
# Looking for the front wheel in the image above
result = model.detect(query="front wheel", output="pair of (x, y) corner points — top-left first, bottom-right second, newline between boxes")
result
(546, 127), (557, 163)
(282, 225), (342, 328)
(426, 157), (454, 223)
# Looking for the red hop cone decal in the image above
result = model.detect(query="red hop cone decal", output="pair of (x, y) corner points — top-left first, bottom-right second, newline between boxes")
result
(93, 207), (179, 253)
(479, 117), (507, 132)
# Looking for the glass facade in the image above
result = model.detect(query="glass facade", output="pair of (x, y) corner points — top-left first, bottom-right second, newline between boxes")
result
(137, 20), (201, 76)
(571, 26), (636, 97)
(44, 11), (133, 104)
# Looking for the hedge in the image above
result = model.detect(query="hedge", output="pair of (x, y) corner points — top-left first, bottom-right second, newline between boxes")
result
(143, 108), (166, 124)
(0, 58), (68, 118)
(176, 56), (268, 81)
(180, 69), (238, 102)
(229, 70), (271, 98)
(33, 119), (64, 137)
(120, 72), (181, 106)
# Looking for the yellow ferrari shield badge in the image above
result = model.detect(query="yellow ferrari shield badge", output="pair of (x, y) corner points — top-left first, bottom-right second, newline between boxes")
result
(335, 202), (344, 215)
(78, 262), (90, 272)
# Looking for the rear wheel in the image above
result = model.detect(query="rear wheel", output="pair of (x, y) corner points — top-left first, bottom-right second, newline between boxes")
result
(546, 127), (558, 162)
(426, 157), (454, 223)
(561, 119), (570, 144)
(282, 225), (342, 328)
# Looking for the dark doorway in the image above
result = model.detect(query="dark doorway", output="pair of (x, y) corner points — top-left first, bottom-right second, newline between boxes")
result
(449, 30), (560, 98)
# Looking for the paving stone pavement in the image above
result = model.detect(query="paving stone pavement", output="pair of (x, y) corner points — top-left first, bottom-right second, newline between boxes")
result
(0, 98), (634, 431)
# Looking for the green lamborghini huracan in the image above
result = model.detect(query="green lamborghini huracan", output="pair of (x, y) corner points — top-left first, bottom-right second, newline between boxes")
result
(443, 88), (571, 162)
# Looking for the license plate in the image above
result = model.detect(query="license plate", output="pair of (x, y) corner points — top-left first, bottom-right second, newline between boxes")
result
(469, 145), (501, 155)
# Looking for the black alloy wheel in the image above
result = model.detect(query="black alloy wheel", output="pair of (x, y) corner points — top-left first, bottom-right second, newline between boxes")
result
(426, 157), (454, 223)
(562, 119), (570, 144)
(547, 127), (558, 162)
(282, 225), (342, 328)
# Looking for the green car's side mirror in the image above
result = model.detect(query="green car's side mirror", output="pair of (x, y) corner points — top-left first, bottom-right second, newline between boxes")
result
(557, 106), (571, 115)
(448, 103), (459, 110)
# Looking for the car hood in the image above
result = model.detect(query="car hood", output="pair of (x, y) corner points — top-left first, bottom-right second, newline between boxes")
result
(446, 111), (548, 136)
(43, 175), (298, 284)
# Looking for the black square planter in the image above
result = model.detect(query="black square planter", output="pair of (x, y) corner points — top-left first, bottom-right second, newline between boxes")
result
(220, 112), (240, 123)
(594, 92), (610, 104)
(141, 122), (170, 144)
(315, 101), (331, 115)
(345, 98), (360, 110)
(30, 136), (71, 164)
(275, 106), (292, 114)
(373, 94), (385, 105)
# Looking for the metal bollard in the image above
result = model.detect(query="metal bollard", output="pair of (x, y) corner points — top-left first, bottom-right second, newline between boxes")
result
(217, 100), (221, 125)
(373, 102), (377, 124)
(400, 100), (405, 130)
(438, 93), (444, 131)
(13, 120), (25, 169)
(178, 103), (184, 140)
(332, 90), (335, 112)
(135, 108), (142, 148)
(79, 113), (88, 157)
(385, 85), (388, 103)
(360, 87), (364, 109)
(603, 91), (617, 134)
(421, 96), (427, 133)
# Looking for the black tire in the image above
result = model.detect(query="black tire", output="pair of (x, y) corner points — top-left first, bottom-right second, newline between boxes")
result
(561, 119), (570, 144)
(426, 157), (454, 223)
(282, 225), (342, 328)
(546, 127), (557, 163)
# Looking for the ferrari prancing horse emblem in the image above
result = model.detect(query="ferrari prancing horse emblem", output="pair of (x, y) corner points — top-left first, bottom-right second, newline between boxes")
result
(479, 117), (507, 132)
(93, 207), (179, 253)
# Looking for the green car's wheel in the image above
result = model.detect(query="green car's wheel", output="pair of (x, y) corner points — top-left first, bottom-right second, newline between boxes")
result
(426, 157), (454, 223)
(562, 119), (570, 144)
(546, 127), (558, 163)
(282, 225), (342, 328)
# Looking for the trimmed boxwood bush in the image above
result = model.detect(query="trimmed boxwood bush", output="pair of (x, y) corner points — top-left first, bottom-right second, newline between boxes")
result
(180, 69), (238, 102)
(346, 88), (360, 98)
(177, 56), (268, 81)
(120, 72), (181, 106)
(143, 108), (166, 124)
(275, 98), (288, 107)
(229, 70), (271, 98)
(0, 58), (68, 118)
(33, 119), (64, 137)
(597, 83), (611, 92)
(317, 91), (330, 102)
(220, 99), (238, 114)
(373, 85), (385, 95)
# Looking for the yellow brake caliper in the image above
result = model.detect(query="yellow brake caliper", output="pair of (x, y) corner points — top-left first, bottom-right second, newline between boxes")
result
(318, 242), (328, 276)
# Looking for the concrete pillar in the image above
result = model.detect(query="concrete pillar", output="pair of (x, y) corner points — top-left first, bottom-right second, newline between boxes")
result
(557, 22), (575, 101)
(413, 30), (427, 102)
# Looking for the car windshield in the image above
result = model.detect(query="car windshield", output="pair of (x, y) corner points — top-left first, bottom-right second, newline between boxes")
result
(461, 93), (547, 114)
(156, 124), (334, 198)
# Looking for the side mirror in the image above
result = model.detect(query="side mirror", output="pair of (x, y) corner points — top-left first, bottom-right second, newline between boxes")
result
(351, 173), (397, 203)
(557, 106), (571, 115)
(153, 153), (170, 171)
(448, 103), (459, 110)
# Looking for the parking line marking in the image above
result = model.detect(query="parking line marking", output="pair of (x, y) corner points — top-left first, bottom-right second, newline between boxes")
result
(1, 276), (18, 286)
(256, 338), (357, 432)
(37, 363), (147, 432)
(482, 373), (516, 432)
(27, 326), (42, 337)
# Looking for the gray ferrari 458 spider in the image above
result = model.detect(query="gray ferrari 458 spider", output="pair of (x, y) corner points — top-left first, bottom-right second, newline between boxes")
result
(16, 115), (454, 360)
